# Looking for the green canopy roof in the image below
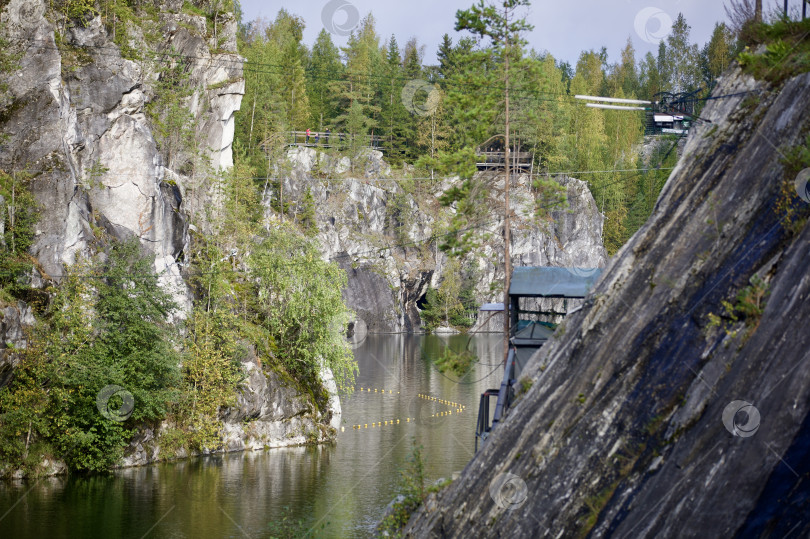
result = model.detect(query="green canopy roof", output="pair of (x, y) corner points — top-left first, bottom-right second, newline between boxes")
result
(509, 267), (602, 298)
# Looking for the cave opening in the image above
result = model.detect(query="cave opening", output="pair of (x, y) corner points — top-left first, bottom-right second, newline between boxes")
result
(415, 291), (429, 310)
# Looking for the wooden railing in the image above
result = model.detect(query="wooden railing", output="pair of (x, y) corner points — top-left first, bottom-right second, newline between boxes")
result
(476, 151), (533, 170)
(289, 131), (384, 151)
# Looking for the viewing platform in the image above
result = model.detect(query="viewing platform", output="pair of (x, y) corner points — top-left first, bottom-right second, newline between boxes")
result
(288, 131), (384, 152)
(476, 134), (534, 172)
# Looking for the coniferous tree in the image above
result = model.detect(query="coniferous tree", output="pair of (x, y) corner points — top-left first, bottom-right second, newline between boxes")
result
(279, 38), (311, 130)
(379, 36), (412, 162)
(332, 15), (383, 155)
(453, 0), (534, 358)
(639, 51), (663, 100)
(437, 33), (455, 80)
(308, 29), (344, 130)
(403, 37), (424, 79)
(666, 14), (701, 94)
(701, 22), (736, 86)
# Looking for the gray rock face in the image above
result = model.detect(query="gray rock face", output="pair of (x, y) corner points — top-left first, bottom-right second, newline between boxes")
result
(281, 149), (607, 334)
(219, 359), (341, 453)
(120, 357), (341, 468)
(0, 0), (243, 286)
(0, 1), (340, 470)
(0, 301), (35, 387)
(403, 69), (810, 538)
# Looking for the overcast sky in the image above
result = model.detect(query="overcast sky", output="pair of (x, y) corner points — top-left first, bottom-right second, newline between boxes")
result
(236, 0), (754, 66)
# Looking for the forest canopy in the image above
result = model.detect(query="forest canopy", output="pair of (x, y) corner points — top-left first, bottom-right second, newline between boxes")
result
(234, 6), (738, 252)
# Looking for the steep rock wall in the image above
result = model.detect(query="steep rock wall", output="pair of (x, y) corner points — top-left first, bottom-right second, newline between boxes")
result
(282, 147), (608, 333)
(403, 68), (810, 537)
(0, 0), (340, 470)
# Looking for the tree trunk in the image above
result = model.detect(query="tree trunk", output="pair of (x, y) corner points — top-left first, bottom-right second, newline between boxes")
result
(756, 0), (763, 22)
(503, 18), (512, 364)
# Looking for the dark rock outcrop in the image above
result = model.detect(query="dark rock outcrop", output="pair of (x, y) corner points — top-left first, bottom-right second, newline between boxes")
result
(403, 68), (810, 537)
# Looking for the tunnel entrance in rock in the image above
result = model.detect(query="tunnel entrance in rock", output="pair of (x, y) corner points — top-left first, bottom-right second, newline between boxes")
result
(415, 291), (429, 311)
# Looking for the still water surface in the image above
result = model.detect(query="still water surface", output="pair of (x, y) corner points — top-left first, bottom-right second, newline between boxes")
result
(0, 334), (504, 538)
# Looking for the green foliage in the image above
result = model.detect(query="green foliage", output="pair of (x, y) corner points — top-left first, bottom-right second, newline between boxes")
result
(165, 308), (244, 455)
(0, 172), (38, 300)
(298, 187), (318, 236)
(516, 376), (533, 397)
(0, 335), (51, 476)
(182, 1), (207, 17)
(378, 439), (428, 537)
(249, 223), (357, 389)
(386, 189), (413, 243)
(738, 17), (810, 83)
(706, 275), (770, 339)
(434, 346), (476, 376)
(0, 239), (181, 474)
(146, 50), (196, 171)
(308, 30), (344, 129)
(231, 5), (751, 258)
(57, 0), (98, 21)
(533, 175), (568, 220)
(265, 505), (329, 538)
(455, 0), (534, 49)
(701, 23), (737, 86)
(419, 288), (444, 332)
(419, 259), (477, 332)
(0, 28), (21, 115)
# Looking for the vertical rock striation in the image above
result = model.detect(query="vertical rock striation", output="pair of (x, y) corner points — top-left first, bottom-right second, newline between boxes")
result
(403, 68), (810, 538)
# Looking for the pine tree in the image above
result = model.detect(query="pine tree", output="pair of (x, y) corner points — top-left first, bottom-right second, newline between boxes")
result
(403, 37), (424, 79)
(666, 14), (701, 94)
(454, 0), (534, 359)
(437, 33), (455, 80)
(308, 29), (344, 130)
(331, 15), (383, 160)
(702, 22), (735, 86)
(441, 45), (499, 150)
(379, 35), (410, 162)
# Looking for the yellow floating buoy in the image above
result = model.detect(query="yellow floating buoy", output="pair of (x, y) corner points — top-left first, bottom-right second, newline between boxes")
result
(341, 426), (345, 432)
(397, 419), (400, 424)
(364, 424), (368, 428)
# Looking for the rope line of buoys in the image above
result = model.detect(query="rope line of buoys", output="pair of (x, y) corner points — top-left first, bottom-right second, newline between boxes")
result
(339, 389), (467, 432)
(356, 387), (399, 395)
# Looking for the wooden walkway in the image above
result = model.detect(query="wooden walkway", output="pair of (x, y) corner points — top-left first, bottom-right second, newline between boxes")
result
(289, 131), (384, 151)
(476, 151), (533, 171)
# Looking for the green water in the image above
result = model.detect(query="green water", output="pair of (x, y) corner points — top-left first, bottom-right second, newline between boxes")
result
(0, 334), (505, 538)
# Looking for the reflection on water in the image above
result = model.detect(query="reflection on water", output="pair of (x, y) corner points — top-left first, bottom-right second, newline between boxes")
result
(0, 334), (504, 538)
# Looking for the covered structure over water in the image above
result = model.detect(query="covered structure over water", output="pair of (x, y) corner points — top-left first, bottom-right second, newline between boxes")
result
(475, 266), (602, 450)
